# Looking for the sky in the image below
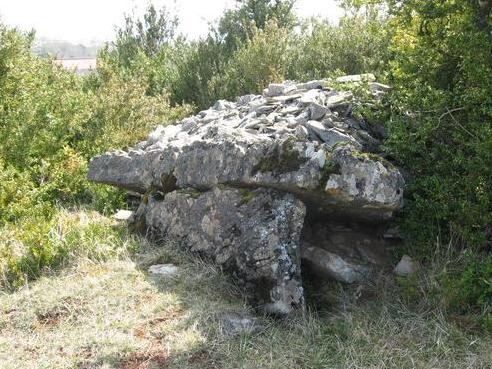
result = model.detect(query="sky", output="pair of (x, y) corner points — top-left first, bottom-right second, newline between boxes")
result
(0, 0), (344, 44)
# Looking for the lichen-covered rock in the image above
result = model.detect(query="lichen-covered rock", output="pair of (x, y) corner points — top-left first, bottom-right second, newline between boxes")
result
(301, 221), (389, 283)
(88, 75), (406, 315)
(135, 187), (306, 315)
(323, 145), (404, 220)
(88, 77), (404, 220)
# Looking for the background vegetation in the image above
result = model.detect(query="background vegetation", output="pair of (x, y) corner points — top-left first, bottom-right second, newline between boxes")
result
(0, 0), (491, 335)
(33, 37), (102, 58)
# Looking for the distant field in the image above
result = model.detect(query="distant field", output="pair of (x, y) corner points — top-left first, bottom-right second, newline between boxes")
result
(54, 57), (97, 75)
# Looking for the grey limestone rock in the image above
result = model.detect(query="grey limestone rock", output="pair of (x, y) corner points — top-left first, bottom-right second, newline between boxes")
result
(88, 75), (406, 315)
(302, 246), (371, 284)
(136, 187), (306, 315)
(394, 255), (417, 277)
(148, 264), (180, 277)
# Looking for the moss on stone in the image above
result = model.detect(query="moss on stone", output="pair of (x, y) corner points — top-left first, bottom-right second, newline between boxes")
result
(143, 184), (160, 204)
(318, 152), (341, 190)
(160, 172), (178, 193)
(253, 138), (308, 175)
(353, 151), (395, 169)
(331, 140), (356, 151)
(239, 188), (255, 204)
(178, 188), (203, 199)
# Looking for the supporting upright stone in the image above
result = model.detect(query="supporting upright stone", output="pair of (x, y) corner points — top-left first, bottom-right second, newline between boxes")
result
(134, 187), (306, 315)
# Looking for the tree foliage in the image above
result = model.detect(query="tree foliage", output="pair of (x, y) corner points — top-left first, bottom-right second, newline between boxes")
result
(340, 0), (492, 325)
(217, 0), (297, 52)
(112, 4), (178, 64)
(287, 12), (391, 81)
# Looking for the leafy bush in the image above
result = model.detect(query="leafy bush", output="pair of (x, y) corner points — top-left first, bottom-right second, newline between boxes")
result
(287, 13), (391, 81)
(0, 23), (190, 289)
(216, 0), (297, 53)
(170, 38), (227, 109)
(98, 3), (180, 98)
(376, 0), (492, 254)
(458, 255), (492, 328)
(0, 210), (141, 290)
(208, 21), (292, 100)
(344, 0), (491, 327)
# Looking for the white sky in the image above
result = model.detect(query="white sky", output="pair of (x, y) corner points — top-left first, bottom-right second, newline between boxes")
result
(0, 0), (344, 44)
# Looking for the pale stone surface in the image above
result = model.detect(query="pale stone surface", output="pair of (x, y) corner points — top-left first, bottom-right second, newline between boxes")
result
(112, 209), (134, 221)
(336, 73), (376, 83)
(148, 264), (179, 277)
(302, 246), (371, 283)
(394, 255), (417, 277)
(88, 76), (404, 220)
(215, 312), (264, 336)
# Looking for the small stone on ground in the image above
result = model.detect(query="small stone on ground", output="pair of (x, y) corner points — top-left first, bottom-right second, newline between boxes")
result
(112, 209), (134, 221)
(148, 264), (179, 277)
(394, 255), (417, 277)
(215, 312), (264, 336)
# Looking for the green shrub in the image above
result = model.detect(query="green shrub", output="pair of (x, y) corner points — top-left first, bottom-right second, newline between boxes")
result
(208, 21), (292, 100)
(456, 255), (492, 329)
(0, 23), (190, 289)
(375, 0), (492, 254)
(170, 38), (229, 110)
(0, 210), (141, 290)
(343, 0), (492, 327)
(287, 13), (391, 81)
(216, 0), (296, 53)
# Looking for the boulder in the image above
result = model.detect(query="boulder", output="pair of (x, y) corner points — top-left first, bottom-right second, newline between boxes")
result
(88, 132), (402, 222)
(88, 75), (405, 315)
(394, 255), (417, 277)
(136, 187), (305, 315)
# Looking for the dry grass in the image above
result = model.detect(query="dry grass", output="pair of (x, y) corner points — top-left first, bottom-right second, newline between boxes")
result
(0, 212), (491, 369)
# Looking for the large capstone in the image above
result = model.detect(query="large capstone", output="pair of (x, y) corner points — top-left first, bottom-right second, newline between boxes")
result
(88, 75), (405, 315)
